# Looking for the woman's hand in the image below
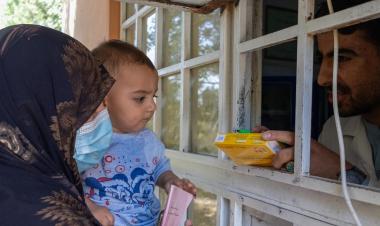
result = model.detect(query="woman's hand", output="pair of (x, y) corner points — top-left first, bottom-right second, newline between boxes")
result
(85, 197), (115, 226)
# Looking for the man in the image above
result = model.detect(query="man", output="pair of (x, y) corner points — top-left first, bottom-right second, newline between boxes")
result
(258, 0), (380, 187)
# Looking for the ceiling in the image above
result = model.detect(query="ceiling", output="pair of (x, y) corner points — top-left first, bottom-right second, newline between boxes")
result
(124, 0), (236, 14)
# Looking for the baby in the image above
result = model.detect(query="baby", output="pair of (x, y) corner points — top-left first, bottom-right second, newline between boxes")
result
(81, 40), (196, 226)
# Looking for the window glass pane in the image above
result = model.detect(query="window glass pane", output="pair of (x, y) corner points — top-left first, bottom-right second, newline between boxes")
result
(142, 11), (156, 64)
(189, 188), (217, 226)
(191, 9), (220, 58)
(163, 9), (182, 67)
(125, 3), (135, 19)
(125, 24), (135, 45)
(261, 41), (297, 131)
(190, 63), (219, 156)
(161, 74), (181, 150)
(245, 1), (298, 40)
(263, 1), (298, 35)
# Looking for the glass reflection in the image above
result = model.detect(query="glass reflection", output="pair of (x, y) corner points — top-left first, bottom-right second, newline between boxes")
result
(191, 63), (219, 156)
(161, 74), (181, 150)
(163, 9), (182, 67)
(191, 9), (220, 57)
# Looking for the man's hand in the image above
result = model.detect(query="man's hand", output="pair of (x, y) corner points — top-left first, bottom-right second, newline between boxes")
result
(253, 127), (295, 169)
(85, 197), (115, 226)
(157, 171), (197, 196)
(258, 129), (352, 179)
(261, 130), (295, 169)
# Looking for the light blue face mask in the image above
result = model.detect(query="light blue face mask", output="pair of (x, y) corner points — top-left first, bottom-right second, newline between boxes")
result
(74, 108), (112, 173)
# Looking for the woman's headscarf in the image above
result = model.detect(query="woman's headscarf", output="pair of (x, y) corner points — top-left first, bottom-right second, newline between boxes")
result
(0, 25), (114, 225)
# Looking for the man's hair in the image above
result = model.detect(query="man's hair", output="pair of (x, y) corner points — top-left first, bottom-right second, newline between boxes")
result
(92, 40), (156, 78)
(316, 0), (380, 47)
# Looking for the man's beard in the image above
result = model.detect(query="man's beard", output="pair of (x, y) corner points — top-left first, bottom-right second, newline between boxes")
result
(339, 96), (373, 117)
(326, 84), (380, 117)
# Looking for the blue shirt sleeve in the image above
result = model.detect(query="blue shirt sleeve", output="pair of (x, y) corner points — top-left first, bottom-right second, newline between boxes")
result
(153, 154), (171, 183)
(143, 129), (171, 183)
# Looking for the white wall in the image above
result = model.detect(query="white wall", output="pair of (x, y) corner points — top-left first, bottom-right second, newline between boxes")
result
(64, 0), (110, 49)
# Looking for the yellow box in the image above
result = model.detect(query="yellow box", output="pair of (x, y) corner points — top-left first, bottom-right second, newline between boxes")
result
(214, 133), (282, 166)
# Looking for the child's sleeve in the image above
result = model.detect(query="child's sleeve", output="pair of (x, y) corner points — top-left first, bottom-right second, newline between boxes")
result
(146, 130), (171, 183)
(153, 152), (171, 183)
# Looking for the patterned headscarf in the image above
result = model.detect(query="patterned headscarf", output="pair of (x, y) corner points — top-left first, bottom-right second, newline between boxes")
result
(0, 25), (114, 225)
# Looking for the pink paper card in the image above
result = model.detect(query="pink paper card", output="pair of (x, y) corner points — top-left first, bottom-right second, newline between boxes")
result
(161, 185), (194, 226)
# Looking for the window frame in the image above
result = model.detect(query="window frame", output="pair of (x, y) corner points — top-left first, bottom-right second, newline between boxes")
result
(236, 0), (380, 202)
(121, 3), (224, 225)
(230, 0), (380, 225)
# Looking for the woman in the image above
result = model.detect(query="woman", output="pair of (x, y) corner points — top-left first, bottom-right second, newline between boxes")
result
(0, 24), (114, 225)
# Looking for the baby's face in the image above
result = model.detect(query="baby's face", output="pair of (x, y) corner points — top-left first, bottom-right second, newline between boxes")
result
(105, 64), (158, 133)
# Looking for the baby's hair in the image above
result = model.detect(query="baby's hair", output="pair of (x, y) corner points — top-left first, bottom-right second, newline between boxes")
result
(92, 40), (156, 78)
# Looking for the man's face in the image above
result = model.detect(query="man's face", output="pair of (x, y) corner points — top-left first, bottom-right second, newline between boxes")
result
(317, 30), (380, 117)
(105, 64), (158, 133)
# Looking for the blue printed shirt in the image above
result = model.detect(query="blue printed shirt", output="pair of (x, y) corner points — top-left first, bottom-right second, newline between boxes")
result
(82, 129), (171, 226)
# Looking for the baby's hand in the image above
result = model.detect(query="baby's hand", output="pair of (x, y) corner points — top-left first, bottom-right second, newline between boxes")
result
(92, 205), (114, 226)
(85, 197), (114, 226)
(168, 178), (197, 197)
